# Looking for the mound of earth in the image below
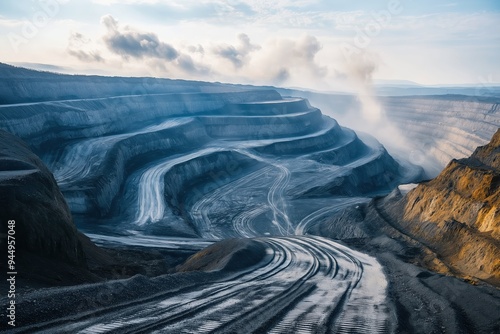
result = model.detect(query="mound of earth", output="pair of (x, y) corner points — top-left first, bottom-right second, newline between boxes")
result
(178, 238), (267, 272)
(0, 130), (86, 265)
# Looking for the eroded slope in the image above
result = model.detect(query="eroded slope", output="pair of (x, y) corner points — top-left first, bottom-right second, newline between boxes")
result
(394, 129), (500, 283)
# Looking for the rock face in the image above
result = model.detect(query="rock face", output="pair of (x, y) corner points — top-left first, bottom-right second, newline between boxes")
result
(389, 129), (500, 284)
(380, 95), (500, 169)
(285, 90), (500, 176)
(0, 130), (85, 266)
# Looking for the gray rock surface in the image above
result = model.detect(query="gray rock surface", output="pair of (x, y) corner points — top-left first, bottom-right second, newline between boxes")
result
(0, 130), (85, 265)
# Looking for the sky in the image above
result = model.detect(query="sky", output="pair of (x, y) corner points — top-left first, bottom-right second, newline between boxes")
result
(1, 0), (499, 91)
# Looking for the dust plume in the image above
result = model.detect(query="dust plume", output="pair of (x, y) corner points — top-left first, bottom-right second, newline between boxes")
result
(343, 52), (383, 123)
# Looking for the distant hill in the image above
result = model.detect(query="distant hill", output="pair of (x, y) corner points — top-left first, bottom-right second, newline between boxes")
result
(0, 62), (251, 104)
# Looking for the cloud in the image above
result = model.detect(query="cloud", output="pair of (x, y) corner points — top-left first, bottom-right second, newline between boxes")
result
(345, 52), (378, 85)
(101, 15), (179, 61)
(0, 17), (24, 28)
(98, 15), (213, 77)
(269, 35), (327, 79)
(212, 33), (260, 68)
(274, 68), (290, 82)
(187, 44), (205, 54)
(92, 0), (161, 4)
(234, 0), (319, 17)
(294, 35), (325, 75)
(188, 33), (329, 86)
(67, 32), (104, 63)
(246, 34), (327, 85)
(176, 54), (211, 75)
(68, 49), (104, 63)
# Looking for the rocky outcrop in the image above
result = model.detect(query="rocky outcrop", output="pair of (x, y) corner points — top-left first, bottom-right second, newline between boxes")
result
(387, 129), (500, 284)
(0, 130), (85, 265)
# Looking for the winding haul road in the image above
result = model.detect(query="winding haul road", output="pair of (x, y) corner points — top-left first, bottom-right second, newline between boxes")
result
(52, 132), (393, 333)
(41, 236), (390, 334)
(6, 95), (403, 333)
(44, 118), (193, 186)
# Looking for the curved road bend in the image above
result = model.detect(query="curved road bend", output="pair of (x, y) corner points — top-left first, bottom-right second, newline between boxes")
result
(42, 236), (391, 334)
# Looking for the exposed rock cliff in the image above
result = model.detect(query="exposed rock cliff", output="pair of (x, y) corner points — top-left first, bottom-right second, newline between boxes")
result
(0, 130), (86, 265)
(311, 129), (500, 286)
(391, 129), (500, 283)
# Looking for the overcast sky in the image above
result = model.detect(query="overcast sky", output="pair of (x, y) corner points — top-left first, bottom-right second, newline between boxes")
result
(1, 0), (499, 90)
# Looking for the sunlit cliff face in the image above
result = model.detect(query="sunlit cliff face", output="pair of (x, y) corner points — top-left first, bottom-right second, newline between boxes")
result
(400, 129), (500, 284)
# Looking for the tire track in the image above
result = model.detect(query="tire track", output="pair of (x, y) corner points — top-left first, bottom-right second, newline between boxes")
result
(42, 236), (390, 334)
(294, 197), (369, 235)
(133, 147), (224, 226)
(45, 118), (192, 185)
(189, 166), (273, 238)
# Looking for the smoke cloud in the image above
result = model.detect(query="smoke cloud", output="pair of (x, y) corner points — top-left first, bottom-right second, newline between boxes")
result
(245, 35), (327, 85)
(320, 50), (420, 173)
(343, 52), (382, 123)
(213, 33), (260, 68)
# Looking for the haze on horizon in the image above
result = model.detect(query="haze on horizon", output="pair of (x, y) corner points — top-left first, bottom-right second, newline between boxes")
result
(0, 0), (499, 91)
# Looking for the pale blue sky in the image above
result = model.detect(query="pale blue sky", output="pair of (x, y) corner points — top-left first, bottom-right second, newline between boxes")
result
(0, 0), (499, 89)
